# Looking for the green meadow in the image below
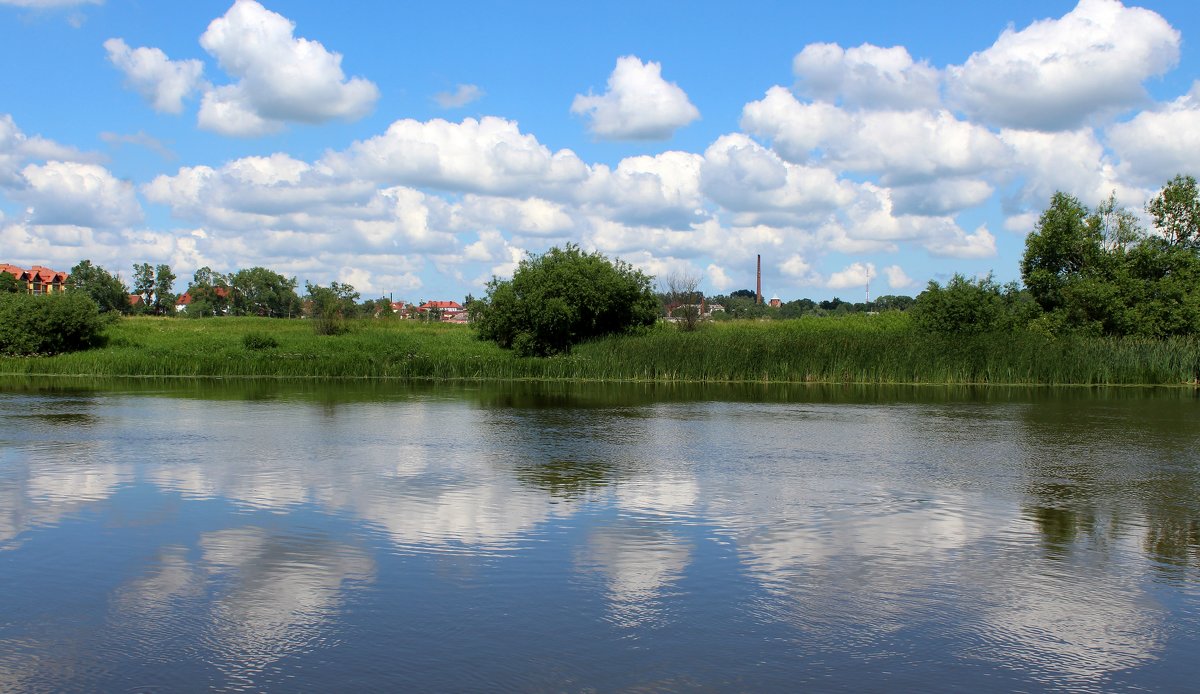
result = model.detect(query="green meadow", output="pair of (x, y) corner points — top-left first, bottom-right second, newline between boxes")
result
(2, 314), (1198, 386)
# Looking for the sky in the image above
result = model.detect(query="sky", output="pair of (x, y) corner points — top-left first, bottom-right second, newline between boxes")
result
(1, 0), (1198, 303)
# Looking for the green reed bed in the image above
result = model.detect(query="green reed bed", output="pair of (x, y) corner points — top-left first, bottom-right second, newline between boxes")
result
(1, 314), (1197, 385)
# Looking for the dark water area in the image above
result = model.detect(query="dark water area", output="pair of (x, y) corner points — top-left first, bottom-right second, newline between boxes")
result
(2, 378), (1199, 691)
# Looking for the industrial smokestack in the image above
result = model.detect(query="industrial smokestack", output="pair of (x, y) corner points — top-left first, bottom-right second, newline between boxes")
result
(756, 254), (762, 305)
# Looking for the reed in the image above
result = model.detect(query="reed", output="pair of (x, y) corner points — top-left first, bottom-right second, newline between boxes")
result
(1, 314), (1197, 385)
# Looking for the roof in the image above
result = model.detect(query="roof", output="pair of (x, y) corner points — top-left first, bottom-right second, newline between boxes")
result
(2, 264), (68, 281)
(420, 300), (463, 310)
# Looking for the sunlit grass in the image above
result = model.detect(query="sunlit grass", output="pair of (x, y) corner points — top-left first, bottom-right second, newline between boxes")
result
(1, 314), (1197, 385)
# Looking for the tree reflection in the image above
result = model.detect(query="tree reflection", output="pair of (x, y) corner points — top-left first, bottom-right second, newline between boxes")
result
(514, 459), (614, 500)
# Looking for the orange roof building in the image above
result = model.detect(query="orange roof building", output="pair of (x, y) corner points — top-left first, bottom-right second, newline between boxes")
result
(1, 264), (69, 294)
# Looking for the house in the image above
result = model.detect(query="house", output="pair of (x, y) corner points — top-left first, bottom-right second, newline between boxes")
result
(768, 296), (782, 308)
(176, 286), (230, 313)
(1, 264), (69, 294)
(417, 300), (466, 322)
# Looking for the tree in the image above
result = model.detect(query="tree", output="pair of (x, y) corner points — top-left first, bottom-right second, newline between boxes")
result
(1020, 192), (1102, 315)
(184, 266), (230, 317)
(0, 271), (21, 293)
(152, 264), (176, 315)
(132, 263), (155, 312)
(912, 274), (1032, 334)
(305, 281), (359, 335)
(0, 291), (105, 354)
(131, 262), (175, 315)
(474, 244), (660, 356)
(661, 271), (703, 331)
(1147, 174), (1200, 249)
(68, 260), (129, 313)
(228, 267), (302, 317)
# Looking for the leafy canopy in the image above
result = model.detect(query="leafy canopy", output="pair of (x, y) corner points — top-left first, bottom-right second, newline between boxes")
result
(474, 244), (659, 356)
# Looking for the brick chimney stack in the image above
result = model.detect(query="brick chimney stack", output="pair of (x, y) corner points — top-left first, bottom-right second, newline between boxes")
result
(756, 254), (762, 305)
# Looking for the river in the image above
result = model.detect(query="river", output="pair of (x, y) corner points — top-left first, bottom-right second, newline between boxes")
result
(1, 379), (1198, 691)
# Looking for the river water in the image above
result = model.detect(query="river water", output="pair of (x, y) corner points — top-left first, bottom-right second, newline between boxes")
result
(1, 379), (1198, 691)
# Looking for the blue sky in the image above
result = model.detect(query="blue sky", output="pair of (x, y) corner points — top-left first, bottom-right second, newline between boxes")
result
(2, 0), (1198, 302)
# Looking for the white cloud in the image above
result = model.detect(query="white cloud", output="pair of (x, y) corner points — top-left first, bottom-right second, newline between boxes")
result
(793, 42), (940, 110)
(1001, 127), (1134, 211)
(883, 264), (915, 289)
(433, 84), (484, 109)
(572, 55), (700, 140)
(104, 38), (205, 114)
(741, 87), (1008, 183)
(18, 161), (142, 228)
(196, 0), (378, 135)
(780, 254), (822, 285)
(889, 179), (994, 216)
(323, 116), (589, 196)
(1, 114), (102, 185)
(947, 0), (1180, 131)
(924, 224), (997, 259)
(827, 261), (874, 290)
(1107, 83), (1200, 185)
(701, 133), (853, 225)
(579, 150), (706, 228)
(458, 195), (574, 236)
(705, 263), (733, 291)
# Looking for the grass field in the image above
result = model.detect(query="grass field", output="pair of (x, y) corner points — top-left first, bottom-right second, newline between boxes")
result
(1, 314), (1198, 385)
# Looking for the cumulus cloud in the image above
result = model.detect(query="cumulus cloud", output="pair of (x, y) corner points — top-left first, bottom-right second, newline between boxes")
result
(947, 0), (1180, 131)
(579, 151), (706, 228)
(104, 38), (205, 114)
(741, 87), (1008, 183)
(323, 116), (589, 196)
(572, 55), (700, 140)
(1, 114), (101, 185)
(889, 178), (994, 216)
(1107, 83), (1200, 185)
(883, 264), (915, 289)
(780, 254), (822, 285)
(924, 224), (997, 259)
(705, 263), (733, 291)
(827, 261), (874, 290)
(793, 42), (940, 110)
(701, 133), (853, 225)
(18, 161), (142, 228)
(433, 84), (484, 109)
(196, 0), (378, 135)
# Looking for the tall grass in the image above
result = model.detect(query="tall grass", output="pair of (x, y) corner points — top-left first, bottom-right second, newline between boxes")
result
(1, 314), (1197, 385)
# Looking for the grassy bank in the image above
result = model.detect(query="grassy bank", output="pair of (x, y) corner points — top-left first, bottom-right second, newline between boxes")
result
(1, 314), (1198, 385)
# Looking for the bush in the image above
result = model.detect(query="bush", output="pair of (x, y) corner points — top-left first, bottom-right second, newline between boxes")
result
(0, 292), (107, 355)
(474, 244), (660, 356)
(912, 274), (1034, 335)
(241, 332), (279, 350)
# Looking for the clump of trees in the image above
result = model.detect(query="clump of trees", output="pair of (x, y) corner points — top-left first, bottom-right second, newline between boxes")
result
(0, 291), (106, 355)
(473, 244), (660, 356)
(913, 174), (1200, 337)
(1018, 175), (1199, 337)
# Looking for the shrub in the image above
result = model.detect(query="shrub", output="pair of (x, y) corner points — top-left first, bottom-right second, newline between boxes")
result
(473, 244), (660, 356)
(0, 292), (106, 355)
(911, 274), (1034, 335)
(241, 332), (279, 350)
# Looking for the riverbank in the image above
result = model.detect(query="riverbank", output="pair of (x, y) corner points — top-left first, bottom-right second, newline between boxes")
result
(1, 315), (1197, 385)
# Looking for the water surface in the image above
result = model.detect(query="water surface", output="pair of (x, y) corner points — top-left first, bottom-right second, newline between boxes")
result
(2, 379), (1198, 691)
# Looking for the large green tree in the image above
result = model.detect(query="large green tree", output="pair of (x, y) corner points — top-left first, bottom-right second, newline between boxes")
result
(184, 266), (230, 317)
(68, 260), (129, 313)
(131, 262), (176, 315)
(474, 244), (660, 356)
(1146, 174), (1200, 249)
(228, 267), (302, 318)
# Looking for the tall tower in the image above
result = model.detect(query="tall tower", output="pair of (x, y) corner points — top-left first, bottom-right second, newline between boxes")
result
(756, 254), (762, 305)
